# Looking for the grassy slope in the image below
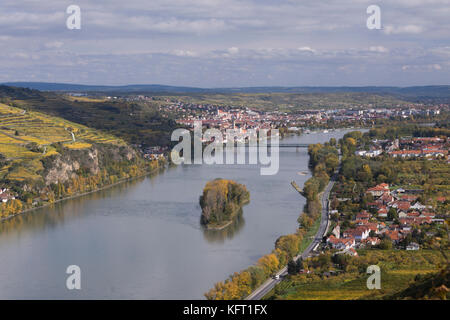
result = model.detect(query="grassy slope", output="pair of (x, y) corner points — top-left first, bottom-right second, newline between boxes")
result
(0, 85), (177, 148)
(386, 265), (450, 299)
(0, 102), (124, 182)
(269, 250), (448, 300)
(298, 212), (321, 253)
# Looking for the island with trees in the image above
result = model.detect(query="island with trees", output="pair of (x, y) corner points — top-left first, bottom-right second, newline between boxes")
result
(200, 179), (250, 230)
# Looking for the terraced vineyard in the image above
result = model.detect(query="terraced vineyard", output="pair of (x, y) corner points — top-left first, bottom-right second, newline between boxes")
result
(268, 250), (448, 300)
(0, 86), (178, 148)
(0, 102), (125, 181)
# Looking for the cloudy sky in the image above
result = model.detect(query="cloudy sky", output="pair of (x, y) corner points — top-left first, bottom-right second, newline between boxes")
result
(0, 0), (449, 87)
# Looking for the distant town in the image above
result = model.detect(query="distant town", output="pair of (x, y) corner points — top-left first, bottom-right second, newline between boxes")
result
(109, 93), (448, 162)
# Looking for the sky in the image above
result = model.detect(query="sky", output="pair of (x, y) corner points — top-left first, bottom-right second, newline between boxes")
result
(0, 0), (449, 87)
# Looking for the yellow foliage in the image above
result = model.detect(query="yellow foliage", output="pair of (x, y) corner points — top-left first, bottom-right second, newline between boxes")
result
(258, 254), (280, 275)
(64, 142), (92, 149)
(346, 137), (357, 146)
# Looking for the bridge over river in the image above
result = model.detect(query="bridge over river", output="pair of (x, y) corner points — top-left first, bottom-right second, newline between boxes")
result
(271, 143), (309, 148)
(236, 143), (309, 148)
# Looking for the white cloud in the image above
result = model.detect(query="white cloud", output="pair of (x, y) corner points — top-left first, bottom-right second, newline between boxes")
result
(172, 49), (197, 57)
(384, 24), (424, 35)
(298, 46), (316, 53)
(432, 64), (442, 70)
(402, 64), (442, 71)
(10, 52), (29, 59)
(227, 47), (239, 55)
(430, 46), (450, 57)
(44, 41), (64, 49)
(369, 46), (389, 53)
(0, 0), (449, 86)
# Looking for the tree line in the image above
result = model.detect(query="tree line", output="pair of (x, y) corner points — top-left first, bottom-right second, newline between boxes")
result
(205, 139), (339, 299)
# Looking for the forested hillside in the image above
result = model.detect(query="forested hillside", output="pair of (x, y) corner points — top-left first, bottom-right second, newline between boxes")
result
(0, 85), (178, 148)
(0, 100), (162, 219)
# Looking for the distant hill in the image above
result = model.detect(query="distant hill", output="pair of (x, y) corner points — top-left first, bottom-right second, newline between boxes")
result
(2, 82), (206, 93)
(0, 85), (178, 148)
(3, 82), (450, 102)
(0, 91), (165, 221)
(0, 98), (124, 162)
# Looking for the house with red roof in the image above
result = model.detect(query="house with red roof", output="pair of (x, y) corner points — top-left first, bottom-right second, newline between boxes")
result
(392, 201), (411, 212)
(0, 189), (15, 203)
(356, 211), (371, 220)
(407, 211), (420, 218)
(381, 192), (394, 204)
(361, 237), (381, 246)
(398, 210), (408, 218)
(366, 183), (390, 197)
(399, 217), (432, 226)
(377, 206), (388, 218)
(389, 150), (421, 158)
(327, 235), (355, 250)
(343, 226), (370, 241)
(420, 212), (435, 219)
(384, 230), (400, 243)
(400, 194), (418, 202)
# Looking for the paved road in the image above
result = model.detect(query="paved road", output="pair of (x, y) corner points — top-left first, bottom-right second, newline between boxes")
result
(246, 172), (337, 300)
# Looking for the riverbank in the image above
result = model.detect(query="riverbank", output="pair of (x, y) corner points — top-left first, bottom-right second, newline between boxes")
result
(0, 129), (358, 299)
(203, 197), (249, 231)
(0, 164), (166, 223)
(246, 182), (333, 300)
(297, 190), (324, 253)
(206, 137), (340, 300)
(291, 181), (303, 194)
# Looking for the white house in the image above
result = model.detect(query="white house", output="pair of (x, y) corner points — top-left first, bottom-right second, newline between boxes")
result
(406, 242), (420, 251)
(410, 202), (426, 211)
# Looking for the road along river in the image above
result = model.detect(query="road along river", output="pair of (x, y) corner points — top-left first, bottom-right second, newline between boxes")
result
(0, 129), (359, 299)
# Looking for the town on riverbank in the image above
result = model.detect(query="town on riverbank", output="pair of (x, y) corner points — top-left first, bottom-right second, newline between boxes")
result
(264, 127), (449, 300)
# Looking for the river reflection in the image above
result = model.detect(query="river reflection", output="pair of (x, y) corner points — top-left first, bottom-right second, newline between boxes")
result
(202, 208), (246, 243)
(0, 175), (159, 238)
(0, 129), (364, 299)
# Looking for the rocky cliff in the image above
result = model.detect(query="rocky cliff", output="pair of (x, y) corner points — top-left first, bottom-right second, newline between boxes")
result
(42, 143), (137, 186)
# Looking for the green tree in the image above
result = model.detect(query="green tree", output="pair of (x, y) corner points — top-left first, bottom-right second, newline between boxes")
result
(295, 258), (304, 273)
(379, 239), (393, 250)
(388, 207), (398, 221)
(287, 259), (297, 275)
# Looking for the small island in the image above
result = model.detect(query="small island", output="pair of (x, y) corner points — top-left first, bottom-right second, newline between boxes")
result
(200, 179), (250, 230)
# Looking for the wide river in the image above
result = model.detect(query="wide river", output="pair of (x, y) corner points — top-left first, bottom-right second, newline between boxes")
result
(0, 129), (357, 299)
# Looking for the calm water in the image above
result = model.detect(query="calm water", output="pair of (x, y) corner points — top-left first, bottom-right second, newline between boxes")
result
(0, 130), (357, 299)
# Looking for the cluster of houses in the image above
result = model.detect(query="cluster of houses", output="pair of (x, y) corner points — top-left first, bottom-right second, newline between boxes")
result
(327, 183), (444, 255)
(175, 106), (277, 135)
(142, 146), (168, 161)
(389, 137), (448, 158)
(0, 188), (15, 203)
(165, 99), (448, 137)
(356, 137), (448, 159)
